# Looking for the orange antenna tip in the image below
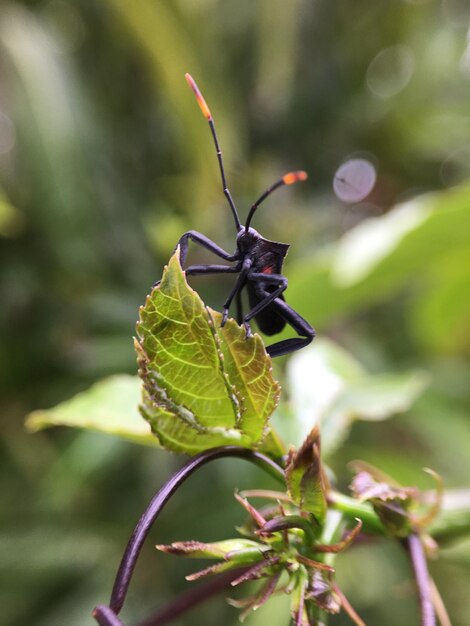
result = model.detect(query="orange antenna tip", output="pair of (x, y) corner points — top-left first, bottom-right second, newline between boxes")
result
(185, 73), (212, 120)
(283, 171), (308, 185)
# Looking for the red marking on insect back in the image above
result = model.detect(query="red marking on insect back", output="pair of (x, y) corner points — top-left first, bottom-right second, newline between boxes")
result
(185, 73), (212, 120)
(262, 266), (274, 274)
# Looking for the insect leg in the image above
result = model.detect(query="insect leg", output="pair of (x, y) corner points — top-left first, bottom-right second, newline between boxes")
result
(264, 297), (316, 357)
(244, 272), (288, 321)
(185, 264), (239, 276)
(235, 291), (243, 324)
(176, 230), (238, 266)
(221, 258), (252, 327)
(152, 263), (238, 289)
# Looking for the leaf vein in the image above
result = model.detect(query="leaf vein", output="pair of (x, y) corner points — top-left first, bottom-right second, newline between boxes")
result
(153, 337), (213, 368)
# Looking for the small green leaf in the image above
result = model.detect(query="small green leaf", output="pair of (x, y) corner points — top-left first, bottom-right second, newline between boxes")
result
(156, 538), (265, 560)
(285, 427), (327, 524)
(25, 375), (159, 447)
(136, 250), (283, 456)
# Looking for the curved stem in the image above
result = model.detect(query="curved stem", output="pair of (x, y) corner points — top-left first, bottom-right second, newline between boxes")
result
(407, 533), (436, 626)
(104, 446), (284, 615)
(93, 605), (125, 626)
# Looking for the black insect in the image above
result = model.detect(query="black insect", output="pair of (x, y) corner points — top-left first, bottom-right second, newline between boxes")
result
(175, 74), (315, 358)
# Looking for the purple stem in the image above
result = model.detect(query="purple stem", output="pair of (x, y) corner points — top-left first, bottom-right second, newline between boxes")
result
(93, 605), (125, 626)
(407, 533), (435, 626)
(96, 446), (283, 618)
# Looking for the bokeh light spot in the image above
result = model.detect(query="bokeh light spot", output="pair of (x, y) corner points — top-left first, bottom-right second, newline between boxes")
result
(333, 158), (377, 203)
(440, 146), (470, 187)
(366, 44), (415, 98)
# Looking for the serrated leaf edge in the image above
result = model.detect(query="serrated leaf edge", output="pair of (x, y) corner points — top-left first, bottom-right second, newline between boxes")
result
(135, 336), (208, 434)
(206, 307), (243, 428)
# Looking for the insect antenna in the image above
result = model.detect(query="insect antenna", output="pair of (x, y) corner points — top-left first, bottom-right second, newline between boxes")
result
(185, 73), (242, 232)
(244, 170), (308, 231)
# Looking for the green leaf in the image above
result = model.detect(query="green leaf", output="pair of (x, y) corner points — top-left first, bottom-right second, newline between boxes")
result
(25, 375), (159, 447)
(285, 427), (327, 524)
(332, 371), (430, 421)
(26, 252), (283, 457)
(331, 198), (431, 287)
(136, 250), (283, 456)
(288, 338), (428, 455)
(156, 538), (265, 561)
(409, 247), (470, 353)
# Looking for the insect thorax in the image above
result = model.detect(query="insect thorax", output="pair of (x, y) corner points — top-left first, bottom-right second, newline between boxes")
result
(236, 228), (290, 274)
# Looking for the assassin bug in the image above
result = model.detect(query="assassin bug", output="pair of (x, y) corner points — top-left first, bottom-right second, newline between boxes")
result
(174, 74), (315, 358)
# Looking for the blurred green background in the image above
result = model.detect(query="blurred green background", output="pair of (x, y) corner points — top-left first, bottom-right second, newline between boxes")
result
(1, 1), (470, 625)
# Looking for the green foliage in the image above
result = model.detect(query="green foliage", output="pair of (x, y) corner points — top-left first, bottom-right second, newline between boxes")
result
(136, 250), (283, 455)
(27, 258), (428, 469)
(287, 339), (428, 455)
(27, 252), (283, 457)
(157, 490), (361, 625)
(25, 374), (158, 447)
(285, 427), (327, 524)
(288, 183), (470, 354)
(2, 1), (470, 624)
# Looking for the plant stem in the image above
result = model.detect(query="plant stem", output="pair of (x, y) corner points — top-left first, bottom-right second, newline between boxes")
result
(98, 446), (284, 618)
(93, 605), (125, 626)
(327, 491), (384, 534)
(407, 533), (436, 626)
(429, 577), (451, 626)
